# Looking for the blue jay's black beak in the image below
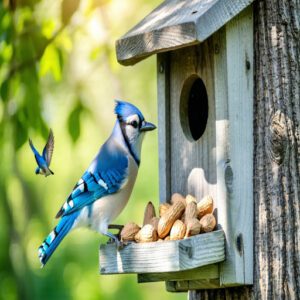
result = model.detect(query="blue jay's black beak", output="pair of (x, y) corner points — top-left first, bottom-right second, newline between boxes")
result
(140, 121), (156, 132)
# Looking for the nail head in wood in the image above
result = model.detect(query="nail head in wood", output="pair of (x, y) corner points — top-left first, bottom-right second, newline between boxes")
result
(246, 59), (251, 70)
(224, 164), (233, 193)
(236, 233), (243, 256)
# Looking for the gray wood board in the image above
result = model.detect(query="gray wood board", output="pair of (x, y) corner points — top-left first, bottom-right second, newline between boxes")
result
(116, 0), (254, 65)
(138, 264), (219, 283)
(169, 41), (217, 204)
(166, 278), (221, 292)
(157, 53), (171, 203)
(218, 6), (253, 286)
(99, 230), (225, 274)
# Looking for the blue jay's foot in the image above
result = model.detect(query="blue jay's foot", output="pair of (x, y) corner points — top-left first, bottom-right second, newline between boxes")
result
(108, 224), (124, 241)
(105, 231), (124, 250)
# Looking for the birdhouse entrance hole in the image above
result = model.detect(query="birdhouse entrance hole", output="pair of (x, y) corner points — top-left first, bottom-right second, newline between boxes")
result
(180, 76), (208, 141)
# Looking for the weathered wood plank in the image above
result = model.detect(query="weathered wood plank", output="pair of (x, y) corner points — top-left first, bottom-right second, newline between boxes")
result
(116, 0), (254, 65)
(220, 6), (253, 286)
(137, 264), (219, 283)
(99, 230), (225, 275)
(166, 278), (221, 292)
(157, 53), (171, 203)
(169, 40), (216, 202)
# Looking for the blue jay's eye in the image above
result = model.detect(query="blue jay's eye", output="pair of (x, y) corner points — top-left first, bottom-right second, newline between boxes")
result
(130, 120), (138, 128)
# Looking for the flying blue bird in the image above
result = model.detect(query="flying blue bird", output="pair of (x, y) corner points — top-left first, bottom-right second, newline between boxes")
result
(29, 129), (54, 177)
(38, 100), (156, 266)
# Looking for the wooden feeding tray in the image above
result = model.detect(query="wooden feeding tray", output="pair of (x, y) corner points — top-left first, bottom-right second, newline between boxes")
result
(99, 229), (225, 289)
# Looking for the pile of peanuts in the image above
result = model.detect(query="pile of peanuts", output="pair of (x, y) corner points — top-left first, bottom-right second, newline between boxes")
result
(120, 193), (216, 243)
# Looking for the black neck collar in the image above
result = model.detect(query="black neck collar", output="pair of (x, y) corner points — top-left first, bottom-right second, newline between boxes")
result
(119, 120), (140, 166)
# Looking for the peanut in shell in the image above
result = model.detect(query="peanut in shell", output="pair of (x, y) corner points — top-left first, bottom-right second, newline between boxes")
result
(199, 214), (216, 233)
(150, 217), (160, 231)
(185, 218), (201, 237)
(170, 193), (186, 207)
(185, 194), (197, 204)
(143, 201), (156, 226)
(197, 195), (214, 218)
(184, 201), (198, 223)
(120, 222), (141, 242)
(159, 203), (171, 217)
(170, 220), (186, 240)
(157, 201), (185, 238)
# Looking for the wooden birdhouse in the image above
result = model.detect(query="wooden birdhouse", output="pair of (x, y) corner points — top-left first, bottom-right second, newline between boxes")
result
(100, 0), (254, 292)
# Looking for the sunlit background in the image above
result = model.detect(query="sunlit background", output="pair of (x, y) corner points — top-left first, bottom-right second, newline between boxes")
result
(0, 0), (186, 299)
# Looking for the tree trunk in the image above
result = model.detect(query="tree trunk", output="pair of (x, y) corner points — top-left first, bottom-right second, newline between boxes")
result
(189, 0), (300, 299)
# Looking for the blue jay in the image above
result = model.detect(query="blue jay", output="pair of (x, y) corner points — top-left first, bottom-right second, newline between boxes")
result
(29, 129), (54, 177)
(38, 100), (156, 266)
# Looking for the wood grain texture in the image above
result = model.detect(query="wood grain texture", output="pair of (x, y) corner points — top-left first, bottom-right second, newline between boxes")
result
(252, 0), (300, 298)
(116, 0), (254, 65)
(190, 0), (300, 298)
(138, 264), (219, 283)
(99, 230), (225, 274)
(169, 41), (216, 202)
(157, 53), (171, 203)
(218, 6), (253, 286)
(166, 279), (221, 292)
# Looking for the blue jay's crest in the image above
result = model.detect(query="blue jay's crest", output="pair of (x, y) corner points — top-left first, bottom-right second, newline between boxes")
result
(114, 100), (144, 122)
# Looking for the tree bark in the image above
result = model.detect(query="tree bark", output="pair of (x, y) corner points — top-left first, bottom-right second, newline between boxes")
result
(189, 0), (300, 299)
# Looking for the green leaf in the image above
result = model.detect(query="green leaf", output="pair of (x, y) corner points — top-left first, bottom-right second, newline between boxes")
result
(1, 42), (12, 60)
(67, 101), (83, 143)
(39, 44), (62, 81)
(41, 19), (56, 39)
(13, 113), (28, 150)
(0, 80), (9, 102)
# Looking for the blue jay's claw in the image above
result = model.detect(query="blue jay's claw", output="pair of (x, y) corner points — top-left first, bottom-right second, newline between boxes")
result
(117, 240), (125, 251)
(108, 224), (124, 231)
(105, 231), (125, 250)
(108, 224), (124, 237)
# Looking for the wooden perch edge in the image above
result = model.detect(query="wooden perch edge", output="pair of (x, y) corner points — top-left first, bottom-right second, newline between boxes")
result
(99, 230), (225, 275)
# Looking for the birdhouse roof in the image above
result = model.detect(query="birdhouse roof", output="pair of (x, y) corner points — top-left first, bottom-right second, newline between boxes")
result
(116, 0), (254, 66)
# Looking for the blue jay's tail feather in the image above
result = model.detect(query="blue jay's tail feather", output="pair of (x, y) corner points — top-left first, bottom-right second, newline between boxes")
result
(38, 211), (79, 266)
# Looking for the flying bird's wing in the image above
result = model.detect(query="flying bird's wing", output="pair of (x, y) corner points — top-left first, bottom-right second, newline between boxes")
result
(29, 139), (41, 165)
(42, 129), (54, 166)
(29, 138), (38, 154)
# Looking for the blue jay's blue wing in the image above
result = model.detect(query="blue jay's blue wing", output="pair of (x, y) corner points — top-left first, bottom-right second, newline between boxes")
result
(42, 129), (54, 166)
(55, 140), (129, 218)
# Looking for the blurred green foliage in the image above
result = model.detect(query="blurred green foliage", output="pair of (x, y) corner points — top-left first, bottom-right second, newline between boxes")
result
(0, 0), (186, 299)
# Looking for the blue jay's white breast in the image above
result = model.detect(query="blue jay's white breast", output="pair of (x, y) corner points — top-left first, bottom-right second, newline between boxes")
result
(74, 156), (138, 235)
